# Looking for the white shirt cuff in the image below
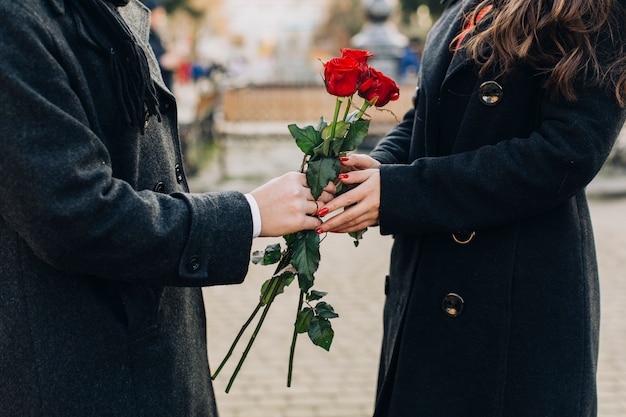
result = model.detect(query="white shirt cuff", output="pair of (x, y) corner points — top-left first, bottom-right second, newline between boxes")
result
(244, 193), (262, 238)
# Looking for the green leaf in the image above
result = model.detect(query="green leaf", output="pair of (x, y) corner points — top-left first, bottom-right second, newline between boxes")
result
(308, 316), (334, 351)
(291, 231), (320, 292)
(340, 119), (370, 153)
(306, 290), (327, 302)
(321, 124), (332, 141)
(321, 120), (348, 139)
(288, 124), (323, 156)
(283, 233), (297, 246)
(344, 110), (360, 123)
(334, 121), (350, 138)
(259, 271), (295, 305)
(315, 117), (328, 132)
(315, 301), (339, 319)
(294, 307), (314, 333)
(251, 243), (282, 265)
(306, 156), (341, 200)
(331, 137), (345, 156)
(349, 227), (368, 247)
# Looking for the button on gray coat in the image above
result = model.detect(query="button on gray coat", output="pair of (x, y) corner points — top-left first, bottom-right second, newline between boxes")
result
(0, 1), (253, 415)
(370, 1), (626, 416)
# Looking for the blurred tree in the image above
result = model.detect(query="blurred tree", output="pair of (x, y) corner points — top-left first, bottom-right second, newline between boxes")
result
(400, 0), (444, 22)
(161, 0), (202, 17)
(314, 0), (444, 54)
(313, 0), (365, 54)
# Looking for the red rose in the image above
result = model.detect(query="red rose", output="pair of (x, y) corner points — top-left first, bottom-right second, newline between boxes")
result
(341, 48), (374, 83)
(357, 68), (400, 107)
(340, 48), (373, 70)
(322, 56), (363, 97)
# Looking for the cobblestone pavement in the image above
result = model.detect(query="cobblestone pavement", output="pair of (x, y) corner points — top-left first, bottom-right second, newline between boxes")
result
(190, 138), (626, 417)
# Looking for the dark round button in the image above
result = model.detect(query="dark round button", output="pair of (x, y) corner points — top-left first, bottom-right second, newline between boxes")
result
(187, 256), (201, 272)
(479, 81), (503, 106)
(442, 293), (465, 317)
(153, 181), (165, 193)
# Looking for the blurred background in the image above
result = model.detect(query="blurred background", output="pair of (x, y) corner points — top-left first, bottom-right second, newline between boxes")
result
(148, 0), (626, 173)
(144, 1), (626, 416)
(149, 0), (442, 172)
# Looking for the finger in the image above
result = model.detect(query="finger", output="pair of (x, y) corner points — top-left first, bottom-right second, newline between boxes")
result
(337, 169), (376, 185)
(319, 179), (374, 215)
(323, 181), (337, 194)
(300, 216), (323, 231)
(316, 192), (355, 218)
(317, 190), (334, 204)
(340, 154), (380, 170)
(322, 212), (372, 234)
(308, 200), (320, 216)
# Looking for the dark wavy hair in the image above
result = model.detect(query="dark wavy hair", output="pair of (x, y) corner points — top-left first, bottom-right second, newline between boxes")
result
(457, 0), (626, 105)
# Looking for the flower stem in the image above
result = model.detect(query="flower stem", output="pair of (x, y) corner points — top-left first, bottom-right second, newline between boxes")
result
(225, 298), (275, 393)
(216, 245), (295, 391)
(287, 290), (306, 387)
(342, 96), (353, 121)
(300, 154), (308, 172)
(355, 101), (371, 120)
(211, 301), (263, 380)
(329, 97), (344, 140)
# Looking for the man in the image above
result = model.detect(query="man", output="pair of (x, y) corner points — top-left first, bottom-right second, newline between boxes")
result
(0, 1), (328, 415)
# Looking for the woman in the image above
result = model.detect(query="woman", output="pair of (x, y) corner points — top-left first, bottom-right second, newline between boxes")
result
(0, 0), (330, 416)
(317, 0), (626, 415)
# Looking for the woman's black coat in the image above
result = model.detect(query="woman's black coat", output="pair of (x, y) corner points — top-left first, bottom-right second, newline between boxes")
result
(370, 1), (626, 416)
(0, 1), (253, 415)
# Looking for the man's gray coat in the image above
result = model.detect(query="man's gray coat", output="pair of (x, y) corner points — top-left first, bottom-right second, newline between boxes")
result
(0, 1), (253, 415)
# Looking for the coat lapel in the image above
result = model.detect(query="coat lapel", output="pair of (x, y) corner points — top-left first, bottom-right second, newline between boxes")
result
(376, 0), (476, 393)
(47, 0), (65, 14)
(418, 0), (467, 156)
(419, 0), (466, 99)
(444, 0), (485, 82)
(119, 0), (171, 93)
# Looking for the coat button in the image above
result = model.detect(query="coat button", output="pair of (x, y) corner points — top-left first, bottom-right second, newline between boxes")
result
(153, 181), (165, 193)
(479, 81), (503, 106)
(442, 293), (464, 317)
(175, 164), (184, 183)
(187, 256), (201, 272)
(452, 231), (475, 244)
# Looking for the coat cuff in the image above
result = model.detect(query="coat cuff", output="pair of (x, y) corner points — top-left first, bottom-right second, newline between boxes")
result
(172, 191), (253, 286)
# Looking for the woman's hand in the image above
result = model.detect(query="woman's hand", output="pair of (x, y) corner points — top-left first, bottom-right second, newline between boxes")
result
(339, 153), (381, 172)
(316, 166), (381, 234)
(250, 172), (335, 237)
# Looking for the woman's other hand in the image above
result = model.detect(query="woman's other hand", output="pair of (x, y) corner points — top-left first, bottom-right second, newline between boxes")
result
(316, 167), (381, 234)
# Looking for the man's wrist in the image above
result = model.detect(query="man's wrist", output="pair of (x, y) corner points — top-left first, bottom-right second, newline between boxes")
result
(244, 193), (262, 238)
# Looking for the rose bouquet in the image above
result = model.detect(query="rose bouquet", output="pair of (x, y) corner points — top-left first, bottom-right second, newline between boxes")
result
(211, 48), (400, 392)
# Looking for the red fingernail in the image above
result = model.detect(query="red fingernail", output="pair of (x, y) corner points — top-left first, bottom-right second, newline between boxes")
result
(340, 157), (350, 162)
(315, 228), (324, 234)
(317, 207), (329, 217)
(338, 173), (349, 179)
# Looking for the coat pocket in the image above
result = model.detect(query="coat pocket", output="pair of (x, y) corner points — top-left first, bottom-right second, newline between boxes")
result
(118, 283), (164, 337)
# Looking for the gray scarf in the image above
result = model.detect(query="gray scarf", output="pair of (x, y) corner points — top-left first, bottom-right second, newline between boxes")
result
(65, 0), (161, 132)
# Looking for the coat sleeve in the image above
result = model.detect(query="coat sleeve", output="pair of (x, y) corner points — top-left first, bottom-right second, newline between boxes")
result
(376, 80), (626, 235)
(0, 3), (253, 287)
(369, 89), (418, 165)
